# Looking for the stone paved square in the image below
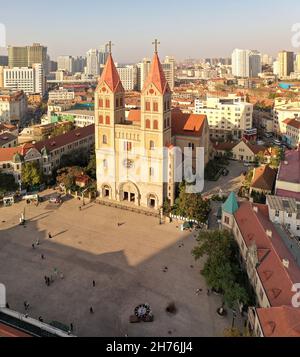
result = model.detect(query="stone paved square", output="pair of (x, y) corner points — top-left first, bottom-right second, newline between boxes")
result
(0, 191), (230, 337)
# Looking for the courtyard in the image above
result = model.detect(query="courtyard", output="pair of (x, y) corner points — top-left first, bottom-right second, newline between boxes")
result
(0, 191), (231, 337)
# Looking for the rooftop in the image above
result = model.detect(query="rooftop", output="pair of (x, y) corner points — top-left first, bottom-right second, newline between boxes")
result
(277, 149), (300, 184)
(251, 165), (277, 191)
(171, 109), (207, 137)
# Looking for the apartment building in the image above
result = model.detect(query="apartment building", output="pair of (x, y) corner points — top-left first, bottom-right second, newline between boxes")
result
(117, 65), (137, 91)
(278, 51), (294, 78)
(273, 100), (300, 135)
(48, 88), (75, 102)
(232, 49), (262, 78)
(282, 118), (300, 147)
(194, 94), (253, 140)
(3, 64), (45, 96)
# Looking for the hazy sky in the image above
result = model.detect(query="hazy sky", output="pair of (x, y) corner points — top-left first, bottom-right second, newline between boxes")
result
(1, 0), (300, 62)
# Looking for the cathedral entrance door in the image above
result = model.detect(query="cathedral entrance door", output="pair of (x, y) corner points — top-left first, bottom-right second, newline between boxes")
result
(123, 192), (129, 201)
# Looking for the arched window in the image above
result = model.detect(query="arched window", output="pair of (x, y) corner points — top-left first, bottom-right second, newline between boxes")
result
(99, 115), (103, 124)
(99, 99), (103, 108)
(103, 135), (107, 144)
(146, 119), (151, 129)
(153, 120), (158, 130)
(106, 116), (110, 125)
(105, 99), (110, 108)
(150, 141), (155, 150)
(150, 167), (154, 177)
(153, 102), (159, 112)
(116, 98), (119, 107)
(145, 101), (151, 111)
(103, 159), (108, 168)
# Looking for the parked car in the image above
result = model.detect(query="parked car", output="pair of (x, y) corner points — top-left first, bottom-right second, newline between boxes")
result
(273, 138), (281, 146)
(244, 161), (252, 167)
(49, 194), (62, 204)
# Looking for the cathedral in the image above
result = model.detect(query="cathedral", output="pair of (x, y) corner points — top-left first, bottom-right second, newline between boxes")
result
(95, 42), (210, 211)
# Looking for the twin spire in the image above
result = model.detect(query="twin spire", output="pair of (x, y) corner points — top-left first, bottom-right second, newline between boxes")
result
(99, 40), (170, 94)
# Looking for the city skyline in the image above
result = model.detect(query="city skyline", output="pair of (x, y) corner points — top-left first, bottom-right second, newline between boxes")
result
(1, 0), (300, 62)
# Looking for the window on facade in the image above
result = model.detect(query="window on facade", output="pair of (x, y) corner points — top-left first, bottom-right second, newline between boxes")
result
(188, 143), (195, 150)
(103, 135), (108, 144)
(106, 116), (110, 125)
(150, 141), (155, 150)
(167, 118), (170, 127)
(146, 119), (151, 129)
(124, 141), (132, 151)
(150, 167), (154, 176)
(153, 120), (158, 130)
(116, 98), (119, 107)
(99, 99), (103, 108)
(120, 98), (123, 106)
(288, 213), (292, 218)
(153, 102), (159, 112)
(105, 99), (110, 108)
(99, 115), (103, 124)
(103, 159), (108, 169)
(224, 216), (230, 225)
(145, 101), (151, 111)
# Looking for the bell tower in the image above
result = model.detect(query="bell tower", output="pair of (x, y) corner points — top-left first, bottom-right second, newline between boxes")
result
(95, 42), (125, 199)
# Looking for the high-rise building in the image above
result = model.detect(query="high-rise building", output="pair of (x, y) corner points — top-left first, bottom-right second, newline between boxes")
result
(3, 63), (45, 96)
(117, 65), (138, 91)
(278, 51), (294, 78)
(8, 43), (47, 70)
(231, 49), (262, 78)
(262, 54), (274, 66)
(295, 53), (300, 73)
(99, 44), (110, 66)
(73, 56), (86, 73)
(57, 56), (74, 73)
(163, 56), (175, 90)
(86, 49), (100, 77)
(137, 58), (151, 91)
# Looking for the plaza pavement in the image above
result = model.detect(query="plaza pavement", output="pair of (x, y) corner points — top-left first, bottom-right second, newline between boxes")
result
(0, 191), (231, 337)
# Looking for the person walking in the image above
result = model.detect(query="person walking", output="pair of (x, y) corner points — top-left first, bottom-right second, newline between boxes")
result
(36, 239), (40, 246)
(48, 233), (52, 239)
(32, 243), (35, 249)
(41, 254), (45, 260)
(93, 280), (96, 288)
(90, 307), (94, 314)
(70, 323), (74, 332)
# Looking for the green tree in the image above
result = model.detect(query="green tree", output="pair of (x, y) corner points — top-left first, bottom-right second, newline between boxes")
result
(0, 173), (18, 194)
(86, 152), (96, 180)
(192, 230), (250, 308)
(22, 162), (44, 189)
(60, 148), (90, 168)
(56, 166), (83, 190)
(177, 182), (210, 223)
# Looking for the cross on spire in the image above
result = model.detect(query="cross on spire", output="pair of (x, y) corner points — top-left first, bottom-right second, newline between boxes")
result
(152, 39), (160, 54)
(107, 41), (114, 54)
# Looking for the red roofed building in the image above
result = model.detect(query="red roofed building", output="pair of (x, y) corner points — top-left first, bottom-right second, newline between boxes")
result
(222, 195), (300, 337)
(282, 118), (300, 148)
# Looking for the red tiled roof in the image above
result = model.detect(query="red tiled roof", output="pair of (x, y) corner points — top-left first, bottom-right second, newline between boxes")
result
(251, 165), (277, 191)
(0, 144), (34, 162)
(276, 189), (300, 200)
(171, 109), (207, 137)
(234, 202), (300, 307)
(257, 306), (300, 337)
(34, 125), (94, 153)
(99, 54), (124, 93)
(212, 141), (236, 151)
(283, 118), (300, 130)
(143, 53), (170, 94)
(127, 110), (141, 122)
